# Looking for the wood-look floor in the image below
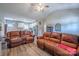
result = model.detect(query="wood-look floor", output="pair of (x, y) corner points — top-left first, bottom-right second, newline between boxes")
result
(2, 43), (51, 56)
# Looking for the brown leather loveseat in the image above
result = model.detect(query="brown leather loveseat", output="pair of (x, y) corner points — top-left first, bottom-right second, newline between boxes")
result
(6, 31), (34, 48)
(37, 32), (79, 56)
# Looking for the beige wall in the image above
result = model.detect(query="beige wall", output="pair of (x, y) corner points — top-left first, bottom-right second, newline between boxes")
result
(37, 19), (45, 36)
(43, 8), (79, 35)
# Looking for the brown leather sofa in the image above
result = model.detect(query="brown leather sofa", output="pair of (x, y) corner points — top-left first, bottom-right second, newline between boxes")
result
(37, 32), (79, 56)
(6, 31), (34, 48)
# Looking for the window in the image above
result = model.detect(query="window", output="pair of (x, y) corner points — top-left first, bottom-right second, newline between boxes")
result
(30, 23), (37, 28)
(7, 21), (15, 28)
(18, 23), (29, 30)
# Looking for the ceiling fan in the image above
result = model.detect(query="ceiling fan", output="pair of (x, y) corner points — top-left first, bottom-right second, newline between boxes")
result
(31, 3), (49, 12)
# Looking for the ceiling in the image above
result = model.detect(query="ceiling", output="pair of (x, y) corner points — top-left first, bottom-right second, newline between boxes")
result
(0, 3), (79, 23)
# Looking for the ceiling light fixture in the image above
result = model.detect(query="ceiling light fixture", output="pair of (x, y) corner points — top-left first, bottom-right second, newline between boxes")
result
(31, 3), (49, 12)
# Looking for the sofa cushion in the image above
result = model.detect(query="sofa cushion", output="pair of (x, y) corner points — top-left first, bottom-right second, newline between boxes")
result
(11, 36), (20, 39)
(62, 34), (78, 44)
(44, 37), (50, 40)
(61, 41), (77, 48)
(54, 46), (74, 56)
(45, 40), (58, 47)
(24, 35), (31, 37)
(11, 37), (22, 43)
(51, 32), (61, 39)
(58, 44), (76, 55)
(26, 37), (33, 40)
(44, 40), (58, 53)
(43, 32), (51, 37)
(37, 39), (45, 43)
(50, 38), (60, 43)
(44, 40), (58, 54)
(11, 31), (20, 36)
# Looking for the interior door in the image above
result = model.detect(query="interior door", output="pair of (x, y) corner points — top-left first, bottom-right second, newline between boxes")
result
(46, 26), (53, 32)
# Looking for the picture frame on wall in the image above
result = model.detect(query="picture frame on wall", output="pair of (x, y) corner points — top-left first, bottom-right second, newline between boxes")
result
(55, 23), (61, 31)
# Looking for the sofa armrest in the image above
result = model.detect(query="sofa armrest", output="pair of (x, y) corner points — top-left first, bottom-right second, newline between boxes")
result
(76, 46), (79, 56)
(37, 36), (43, 39)
(5, 37), (11, 48)
(5, 37), (11, 42)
